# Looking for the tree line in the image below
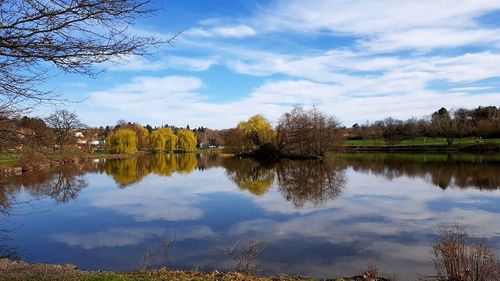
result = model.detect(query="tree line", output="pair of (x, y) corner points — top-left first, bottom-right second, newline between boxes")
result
(105, 123), (197, 154)
(2, 105), (499, 158)
(0, 110), (198, 155)
(348, 106), (500, 144)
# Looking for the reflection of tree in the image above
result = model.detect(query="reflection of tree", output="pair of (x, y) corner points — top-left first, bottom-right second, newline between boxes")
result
(336, 153), (500, 190)
(25, 165), (88, 203)
(104, 154), (199, 186)
(276, 160), (346, 207)
(222, 157), (346, 204)
(105, 157), (150, 187)
(175, 154), (197, 174)
(0, 186), (18, 215)
(149, 154), (176, 177)
(197, 153), (223, 171)
(224, 158), (274, 196)
(0, 163), (89, 214)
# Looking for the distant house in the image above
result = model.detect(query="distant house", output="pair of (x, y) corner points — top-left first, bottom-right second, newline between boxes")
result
(75, 132), (87, 144)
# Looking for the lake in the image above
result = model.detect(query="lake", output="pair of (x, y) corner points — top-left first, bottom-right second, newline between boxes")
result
(1, 153), (499, 280)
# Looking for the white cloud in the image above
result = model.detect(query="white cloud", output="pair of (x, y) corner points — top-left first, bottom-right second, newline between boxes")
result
(361, 28), (500, 52)
(166, 56), (215, 71)
(106, 55), (166, 71)
(450, 86), (493, 92)
(186, 24), (256, 38)
(80, 68), (500, 128)
(103, 55), (215, 72)
(73, 2), (500, 128)
(256, 0), (500, 51)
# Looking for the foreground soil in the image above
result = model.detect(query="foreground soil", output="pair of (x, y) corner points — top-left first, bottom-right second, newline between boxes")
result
(0, 259), (389, 281)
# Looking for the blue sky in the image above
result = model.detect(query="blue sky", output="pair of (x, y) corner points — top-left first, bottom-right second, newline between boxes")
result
(43, 0), (500, 129)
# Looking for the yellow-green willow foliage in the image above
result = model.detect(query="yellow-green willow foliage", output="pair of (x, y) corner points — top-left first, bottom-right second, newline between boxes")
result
(224, 158), (274, 196)
(176, 129), (197, 152)
(237, 114), (275, 146)
(106, 129), (138, 154)
(149, 153), (177, 177)
(176, 153), (197, 174)
(136, 124), (150, 150)
(148, 128), (177, 152)
(105, 157), (149, 187)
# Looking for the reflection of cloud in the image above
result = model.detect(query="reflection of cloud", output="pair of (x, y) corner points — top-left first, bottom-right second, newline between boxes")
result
(88, 169), (242, 222)
(227, 169), (500, 278)
(52, 227), (161, 249)
(41, 157), (500, 279)
(52, 225), (216, 250)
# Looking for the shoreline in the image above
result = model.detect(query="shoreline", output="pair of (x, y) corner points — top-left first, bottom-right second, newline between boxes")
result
(0, 258), (391, 281)
(0, 152), (147, 178)
(1, 145), (498, 178)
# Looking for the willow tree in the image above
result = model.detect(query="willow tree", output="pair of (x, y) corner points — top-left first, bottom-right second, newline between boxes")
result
(177, 129), (197, 152)
(106, 129), (138, 154)
(237, 114), (275, 147)
(148, 128), (177, 152)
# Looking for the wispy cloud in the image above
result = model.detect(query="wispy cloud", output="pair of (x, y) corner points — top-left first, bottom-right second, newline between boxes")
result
(105, 55), (215, 72)
(255, 0), (500, 51)
(186, 24), (256, 38)
(68, 0), (500, 128)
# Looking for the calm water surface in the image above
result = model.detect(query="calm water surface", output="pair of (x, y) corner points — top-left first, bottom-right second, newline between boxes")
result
(1, 153), (499, 279)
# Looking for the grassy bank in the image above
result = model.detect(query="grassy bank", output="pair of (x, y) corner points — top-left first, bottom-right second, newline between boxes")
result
(344, 137), (500, 152)
(0, 155), (19, 167)
(345, 137), (500, 147)
(0, 259), (385, 281)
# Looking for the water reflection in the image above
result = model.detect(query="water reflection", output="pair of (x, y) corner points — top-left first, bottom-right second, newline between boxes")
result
(334, 153), (500, 190)
(103, 153), (199, 186)
(0, 153), (499, 279)
(105, 157), (150, 187)
(2, 153), (499, 211)
(276, 160), (346, 207)
(224, 158), (275, 196)
(0, 163), (88, 214)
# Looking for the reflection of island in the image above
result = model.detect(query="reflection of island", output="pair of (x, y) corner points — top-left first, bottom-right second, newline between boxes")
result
(222, 158), (346, 207)
(276, 160), (346, 207)
(223, 158), (275, 196)
(335, 153), (500, 190)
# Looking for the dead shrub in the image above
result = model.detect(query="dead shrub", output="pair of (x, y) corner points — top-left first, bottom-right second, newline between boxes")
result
(432, 223), (499, 281)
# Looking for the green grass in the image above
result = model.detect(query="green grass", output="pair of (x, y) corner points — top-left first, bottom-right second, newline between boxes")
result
(345, 137), (500, 147)
(91, 150), (114, 155)
(0, 155), (19, 167)
(331, 152), (500, 163)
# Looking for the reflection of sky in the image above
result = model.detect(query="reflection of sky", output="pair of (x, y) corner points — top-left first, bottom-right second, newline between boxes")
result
(2, 164), (500, 280)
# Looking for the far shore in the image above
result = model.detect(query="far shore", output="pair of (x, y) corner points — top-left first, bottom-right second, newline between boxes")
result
(1, 142), (498, 178)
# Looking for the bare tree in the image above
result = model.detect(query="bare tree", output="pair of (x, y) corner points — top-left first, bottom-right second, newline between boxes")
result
(277, 106), (343, 157)
(45, 109), (83, 149)
(0, 0), (176, 145)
